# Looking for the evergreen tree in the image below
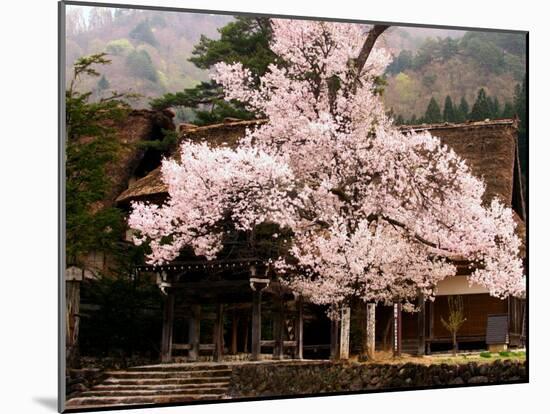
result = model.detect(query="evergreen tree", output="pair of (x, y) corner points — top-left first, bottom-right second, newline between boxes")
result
(456, 96), (469, 122)
(424, 97), (442, 123)
(514, 75), (527, 189)
(126, 49), (157, 82)
(97, 74), (110, 91)
(151, 17), (275, 124)
(470, 88), (492, 121)
(395, 114), (405, 125)
(489, 96), (501, 119)
(129, 19), (158, 47)
(443, 95), (456, 122)
(65, 53), (133, 267)
(386, 50), (413, 75)
(501, 101), (515, 118)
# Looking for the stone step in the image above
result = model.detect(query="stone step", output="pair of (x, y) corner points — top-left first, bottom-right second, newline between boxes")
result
(105, 369), (231, 379)
(80, 387), (228, 397)
(102, 376), (231, 386)
(128, 364), (231, 372)
(93, 382), (230, 391)
(65, 393), (224, 408)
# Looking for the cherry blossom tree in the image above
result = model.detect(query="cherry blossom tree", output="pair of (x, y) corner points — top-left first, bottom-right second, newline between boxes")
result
(129, 19), (525, 316)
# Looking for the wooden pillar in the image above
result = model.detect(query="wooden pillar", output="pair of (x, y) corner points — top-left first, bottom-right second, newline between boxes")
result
(427, 300), (434, 355)
(213, 303), (224, 362)
(273, 296), (285, 360)
(251, 289), (262, 360)
(188, 304), (201, 361)
(231, 309), (239, 355)
(365, 303), (376, 360)
(160, 291), (175, 363)
(417, 294), (426, 356)
(339, 306), (351, 360)
(393, 303), (402, 357)
(330, 317), (340, 360)
(296, 296), (304, 360)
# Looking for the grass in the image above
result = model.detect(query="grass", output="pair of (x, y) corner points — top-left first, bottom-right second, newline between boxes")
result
(355, 350), (526, 365)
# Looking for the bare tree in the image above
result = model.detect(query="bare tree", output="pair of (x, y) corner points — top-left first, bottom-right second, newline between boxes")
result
(441, 295), (467, 356)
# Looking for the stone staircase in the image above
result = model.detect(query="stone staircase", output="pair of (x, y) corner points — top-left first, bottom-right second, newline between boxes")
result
(65, 363), (232, 410)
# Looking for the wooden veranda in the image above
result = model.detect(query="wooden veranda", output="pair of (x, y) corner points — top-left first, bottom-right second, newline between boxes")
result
(136, 259), (305, 363)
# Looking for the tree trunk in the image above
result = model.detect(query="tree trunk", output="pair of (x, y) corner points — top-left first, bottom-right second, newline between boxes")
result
(452, 332), (457, 356)
(365, 303), (376, 360)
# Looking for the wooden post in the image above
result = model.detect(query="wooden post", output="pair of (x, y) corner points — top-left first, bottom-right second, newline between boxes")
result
(231, 309), (239, 355)
(188, 304), (201, 361)
(161, 291), (175, 363)
(393, 303), (402, 357)
(427, 300), (434, 355)
(296, 296), (304, 360)
(330, 318), (340, 360)
(339, 306), (351, 360)
(417, 294), (426, 356)
(251, 289), (262, 360)
(365, 303), (376, 360)
(213, 303), (224, 362)
(273, 296), (285, 360)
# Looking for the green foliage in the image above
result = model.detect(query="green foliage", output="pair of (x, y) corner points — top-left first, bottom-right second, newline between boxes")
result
(105, 38), (134, 56)
(461, 34), (505, 74)
(65, 53), (132, 266)
(424, 97), (442, 123)
(470, 88), (492, 121)
(480, 351), (492, 358)
(136, 129), (179, 152)
(79, 275), (163, 358)
(189, 17), (276, 77)
(456, 96), (469, 123)
(129, 19), (158, 47)
(514, 75), (527, 186)
(151, 17), (276, 124)
(387, 50), (413, 75)
(97, 74), (110, 91)
(501, 101), (515, 118)
(126, 49), (158, 82)
(443, 95), (456, 122)
(150, 80), (254, 125)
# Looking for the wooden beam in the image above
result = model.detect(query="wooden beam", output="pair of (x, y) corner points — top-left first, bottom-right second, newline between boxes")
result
(231, 309), (238, 355)
(339, 306), (351, 360)
(160, 292), (175, 363)
(188, 304), (200, 361)
(365, 303), (376, 360)
(393, 303), (402, 357)
(213, 303), (224, 362)
(273, 296), (285, 360)
(296, 297), (304, 359)
(427, 300), (434, 355)
(251, 289), (262, 360)
(417, 294), (426, 355)
(330, 318), (340, 360)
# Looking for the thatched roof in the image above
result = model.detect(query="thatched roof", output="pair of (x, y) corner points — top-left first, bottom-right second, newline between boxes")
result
(116, 118), (520, 207)
(89, 109), (175, 210)
(398, 119), (519, 206)
(116, 119), (265, 205)
(115, 117), (525, 258)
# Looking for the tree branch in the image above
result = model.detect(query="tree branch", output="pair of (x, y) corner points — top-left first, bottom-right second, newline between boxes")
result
(353, 24), (390, 89)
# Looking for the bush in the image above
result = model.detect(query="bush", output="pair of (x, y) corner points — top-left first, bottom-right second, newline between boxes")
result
(126, 49), (158, 82)
(106, 38), (133, 56)
(480, 351), (492, 358)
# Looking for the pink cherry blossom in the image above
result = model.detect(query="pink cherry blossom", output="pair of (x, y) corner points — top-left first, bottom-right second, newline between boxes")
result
(129, 19), (525, 312)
